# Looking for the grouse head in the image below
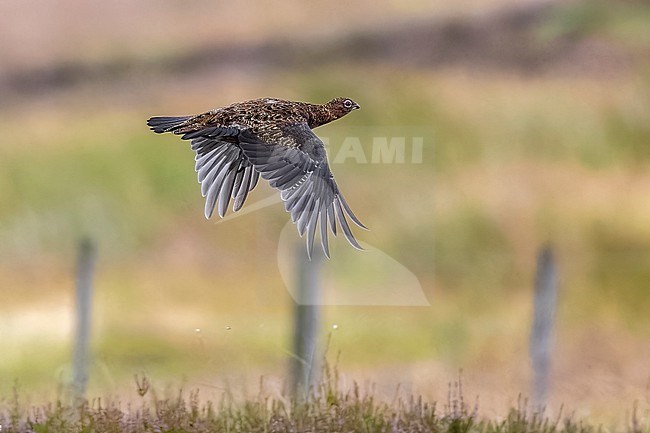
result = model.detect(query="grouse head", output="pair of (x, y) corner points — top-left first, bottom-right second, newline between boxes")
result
(326, 97), (360, 119)
(307, 97), (360, 128)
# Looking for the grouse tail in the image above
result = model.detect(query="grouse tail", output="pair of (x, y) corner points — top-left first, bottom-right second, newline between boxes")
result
(147, 116), (192, 133)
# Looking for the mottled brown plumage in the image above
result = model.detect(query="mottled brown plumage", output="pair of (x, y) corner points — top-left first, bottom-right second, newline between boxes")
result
(147, 97), (365, 258)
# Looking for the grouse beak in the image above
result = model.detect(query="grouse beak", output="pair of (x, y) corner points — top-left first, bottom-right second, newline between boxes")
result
(352, 103), (360, 110)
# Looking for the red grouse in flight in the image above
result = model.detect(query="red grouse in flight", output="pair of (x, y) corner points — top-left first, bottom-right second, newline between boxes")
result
(147, 97), (366, 258)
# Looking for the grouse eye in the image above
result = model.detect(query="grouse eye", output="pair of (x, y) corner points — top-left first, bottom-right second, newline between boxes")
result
(343, 99), (353, 108)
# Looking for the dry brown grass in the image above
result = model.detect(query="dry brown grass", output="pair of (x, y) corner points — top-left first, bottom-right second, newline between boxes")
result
(0, 0), (531, 71)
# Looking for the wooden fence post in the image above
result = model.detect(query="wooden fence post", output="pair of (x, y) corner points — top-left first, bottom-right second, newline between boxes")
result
(529, 245), (558, 411)
(289, 246), (322, 399)
(71, 238), (97, 401)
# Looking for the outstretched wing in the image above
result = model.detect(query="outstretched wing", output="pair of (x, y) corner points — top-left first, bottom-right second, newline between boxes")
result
(147, 116), (260, 218)
(238, 124), (366, 259)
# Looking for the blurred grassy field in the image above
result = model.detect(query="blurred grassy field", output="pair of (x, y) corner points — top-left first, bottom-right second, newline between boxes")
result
(0, 0), (649, 426)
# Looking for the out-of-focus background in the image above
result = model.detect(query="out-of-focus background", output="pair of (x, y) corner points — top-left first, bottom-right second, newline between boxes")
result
(0, 0), (648, 424)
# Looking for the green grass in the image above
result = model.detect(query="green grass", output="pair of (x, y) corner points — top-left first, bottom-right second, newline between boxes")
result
(539, 0), (650, 48)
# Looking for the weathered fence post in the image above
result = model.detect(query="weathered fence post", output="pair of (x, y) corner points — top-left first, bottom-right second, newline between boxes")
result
(289, 246), (322, 399)
(529, 245), (558, 411)
(71, 238), (97, 401)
